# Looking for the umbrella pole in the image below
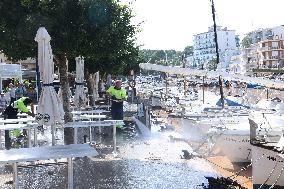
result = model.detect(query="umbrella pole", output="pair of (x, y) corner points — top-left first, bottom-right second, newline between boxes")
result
(74, 128), (78, 144)
(35, 59), (41, 102)
(52, 124), (55, 146)
(113, 124), (117, 154)
(203, 76), (205, 104)
(0, 77), (2, 93)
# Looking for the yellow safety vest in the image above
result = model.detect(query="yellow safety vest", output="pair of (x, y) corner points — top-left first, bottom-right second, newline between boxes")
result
(107, 86), (127, 100)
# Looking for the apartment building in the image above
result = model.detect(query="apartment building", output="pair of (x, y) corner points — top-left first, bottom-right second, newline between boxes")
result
(245, 26), (284, 70)
(246, 26), (284, 44)
(192, 26), (239, 69)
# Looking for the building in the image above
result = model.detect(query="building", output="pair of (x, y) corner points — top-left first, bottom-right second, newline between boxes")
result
(228, 54), (247, 75)
(244, 26), (284, 70)
(0, 53), (36, 70)
(192, 26), (239, 69)
(18, 57), (36, 70)
(0, 53), (7, 63)
(245, 38), (284, 70)
(246, 26), (284, 44)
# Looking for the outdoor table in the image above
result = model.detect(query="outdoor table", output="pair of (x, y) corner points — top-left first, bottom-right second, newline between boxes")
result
(17, 113), (29, 118)
(0, 117), (35, 124)
(72, 110), (110, 132)
(0, 122), (38, 149)
(0, 144), (98, 189)
(71, 110), (110, 115)
(73, 114), (106, 121)
(0, 118), (38, 149)
(93, 104), (111, 110)
(73, 114), (107, 139)
(65, 120), (124, 154)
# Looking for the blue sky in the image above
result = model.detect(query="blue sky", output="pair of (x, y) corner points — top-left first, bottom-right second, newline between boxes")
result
(121, 0), (284, 51)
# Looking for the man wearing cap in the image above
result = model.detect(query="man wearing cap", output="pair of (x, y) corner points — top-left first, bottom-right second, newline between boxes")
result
(106, 80), (127, 122)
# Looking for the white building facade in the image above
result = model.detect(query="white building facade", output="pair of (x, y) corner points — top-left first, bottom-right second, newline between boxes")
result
(192, 26), (239, 69)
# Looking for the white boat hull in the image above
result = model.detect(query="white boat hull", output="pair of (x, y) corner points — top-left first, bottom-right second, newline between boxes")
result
(214, 133), (251, 163)
(252, 145), (284, 189)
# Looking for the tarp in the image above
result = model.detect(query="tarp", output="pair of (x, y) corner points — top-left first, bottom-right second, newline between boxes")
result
(216, 98), (249, 108)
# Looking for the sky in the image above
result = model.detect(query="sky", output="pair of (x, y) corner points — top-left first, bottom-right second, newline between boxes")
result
(121, 0), (284, 51)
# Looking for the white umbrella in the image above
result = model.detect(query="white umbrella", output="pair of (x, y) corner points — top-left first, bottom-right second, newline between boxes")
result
(74, 56), (86, 108)
(34, 27), (64, 144)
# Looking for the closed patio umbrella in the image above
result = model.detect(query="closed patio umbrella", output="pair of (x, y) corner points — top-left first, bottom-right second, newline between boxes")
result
(34, 27), (64, 145)
(74, 56), (86, 108)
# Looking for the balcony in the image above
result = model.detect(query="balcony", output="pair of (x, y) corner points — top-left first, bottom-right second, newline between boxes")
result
(259, 46), (284, 52)
(259, 55), (284, 62)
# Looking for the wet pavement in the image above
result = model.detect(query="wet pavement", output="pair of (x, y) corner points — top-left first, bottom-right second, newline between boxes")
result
(0, 117), (219, 189)
(0, 87), (272, 189)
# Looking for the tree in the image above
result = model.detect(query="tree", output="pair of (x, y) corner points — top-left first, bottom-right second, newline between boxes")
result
(241, 36), (252, 48)
(0, 0), (140, 144)
(207, 58), (217, 71)
(183, 46), (194, 56)
(139, 49), (182, 66)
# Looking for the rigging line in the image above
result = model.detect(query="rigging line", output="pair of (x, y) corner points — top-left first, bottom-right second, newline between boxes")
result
(263, 114), (273, 130)
(258, 161), (279, 189)
(229, 153), (266, 180)
(205, 158), (233, 174)
(269, 164), (284, 189)
(223, 153), (266, 188)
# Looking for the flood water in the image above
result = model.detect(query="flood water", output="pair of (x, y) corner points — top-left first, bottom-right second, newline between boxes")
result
(0, 119), (219, 189)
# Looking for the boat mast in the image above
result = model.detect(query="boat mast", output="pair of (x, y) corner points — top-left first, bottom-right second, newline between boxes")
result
(210, 0), (224, 108)
(164, 50), (168, 101)
(182, 54), (187, 96)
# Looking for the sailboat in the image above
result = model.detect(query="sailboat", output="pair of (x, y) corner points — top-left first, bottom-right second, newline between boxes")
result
(251, 130), (284, 188)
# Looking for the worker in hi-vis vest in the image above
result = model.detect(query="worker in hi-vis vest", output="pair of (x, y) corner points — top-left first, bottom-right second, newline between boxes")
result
(3, 97), (35, 149)
(106, 80), (127, 124)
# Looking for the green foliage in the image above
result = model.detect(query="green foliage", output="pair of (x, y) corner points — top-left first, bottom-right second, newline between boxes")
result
(139, 49), (183, 66)
(0, 0), (140, 75)
(183, 46), (194, 56)
(207, 58), (217, 71)
(241, 35), (252, 48)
